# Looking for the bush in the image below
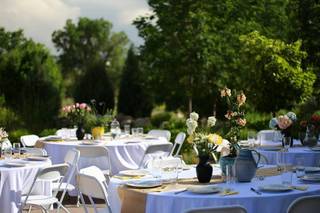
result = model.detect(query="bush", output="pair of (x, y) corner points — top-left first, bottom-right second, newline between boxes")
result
(39, 128), (57, 137)
(9, 129), (30, 144)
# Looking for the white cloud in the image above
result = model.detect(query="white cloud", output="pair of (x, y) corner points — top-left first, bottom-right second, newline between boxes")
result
(0, 0), (150, 53)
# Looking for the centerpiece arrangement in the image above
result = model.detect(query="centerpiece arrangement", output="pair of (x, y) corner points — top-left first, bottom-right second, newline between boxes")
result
(269, 111), (297, 147)
(0, 128), (11, 154)
(299, 111), (320, 147)
(220, 87), (247, 173)
(62, 103), (91, 140)
(186, 112), (230, 183)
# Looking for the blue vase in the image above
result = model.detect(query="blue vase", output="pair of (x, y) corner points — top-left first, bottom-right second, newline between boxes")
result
(235, 149), (261, 182)
(219, 156), (236, 175)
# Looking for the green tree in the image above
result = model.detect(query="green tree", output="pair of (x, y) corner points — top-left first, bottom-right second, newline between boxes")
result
(0, 28), (63, 131)
(74, 59), (115, 111)
(134, 0), (290, 115)
(118, 46), (152, 117)
(52, 17), (129, 94)
(239, 31), (316, 112)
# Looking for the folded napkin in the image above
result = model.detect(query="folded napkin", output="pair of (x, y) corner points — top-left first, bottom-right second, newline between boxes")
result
(220, 189), (239, 196)
(290, 185), (308, 191)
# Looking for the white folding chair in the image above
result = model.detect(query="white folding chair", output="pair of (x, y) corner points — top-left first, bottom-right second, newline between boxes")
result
(52, 149), (80, 210)
(21, 164), (70, 213)
(147, 129), (171, 141)
(185, 205), (247, 213)
(77, 166), (111, 213)
(76, 146), (112, 181)
(139, 143), (173, 168)
(287, 195), (320, 213)
(22, 147), (47, 156)
(169, 132), (186, 157)
(20, 135), (39, 147)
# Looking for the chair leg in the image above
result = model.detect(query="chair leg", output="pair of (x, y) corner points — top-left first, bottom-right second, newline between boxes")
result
(56, 202), (70, 213)
(28, 205), (32, 213)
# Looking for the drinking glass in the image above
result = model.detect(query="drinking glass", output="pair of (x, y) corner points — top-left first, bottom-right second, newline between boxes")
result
(13, 143), (20, 157)
(124, 124), (131, 135)
(281, 165), (293, 186)
(282, 137), (291, 151)
(131, 128), (139, 136)
(3, 147), (12, 161)
(137, 127), (144, 136)
(225, 164), (236, 185)
(247, 131), (256, 148)
(175, 156), (183, 184)
(295, 157), (305, 178)
(276, 151), (285, 172)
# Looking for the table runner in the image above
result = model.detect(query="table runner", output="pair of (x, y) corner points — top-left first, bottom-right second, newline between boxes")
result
(118, 177), (224, 213)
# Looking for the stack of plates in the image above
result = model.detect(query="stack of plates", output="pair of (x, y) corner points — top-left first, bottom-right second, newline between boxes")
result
(125, 180), (162, 188)
(300, 174), (320, 182)
(258, 184), (292, 192)
(119, 169), (150, 177)
(26, 156), (49, 161)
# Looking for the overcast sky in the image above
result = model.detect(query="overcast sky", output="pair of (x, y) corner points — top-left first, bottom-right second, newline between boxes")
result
(0, 0), (150, 53)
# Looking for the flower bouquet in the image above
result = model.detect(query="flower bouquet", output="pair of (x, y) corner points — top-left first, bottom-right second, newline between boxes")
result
(186, 112), (229, 183)
(299, 111), (320, 147)
(269, 112), (297, 147)
(220, 87), (247, 156)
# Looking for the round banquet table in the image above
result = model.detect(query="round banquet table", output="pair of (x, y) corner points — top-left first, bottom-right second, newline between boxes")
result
(0, 158), (52, 213)
(40, 136), (170, 175)
(257, 146), (320, 167)
(108, 167), (320, 213)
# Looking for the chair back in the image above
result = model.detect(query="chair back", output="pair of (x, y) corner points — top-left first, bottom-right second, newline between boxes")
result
(77, 166), (111, 213)
(20, 135), (39, 147)
(139, 143), (173, 168)
(148, 129), (171, 141)
(169, 132), (186, 156)
(185, 205), (247, 213)
(287, 195), (320, 213)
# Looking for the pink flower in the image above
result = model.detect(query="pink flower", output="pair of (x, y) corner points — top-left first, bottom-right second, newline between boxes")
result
(76, 103), (80, 108)
(277, 115), (292, 129)
(237, 92), (246, 106)
(79, 103), (87, 109)
(236, 118), (246, 126)
(225, 111), (234, 120)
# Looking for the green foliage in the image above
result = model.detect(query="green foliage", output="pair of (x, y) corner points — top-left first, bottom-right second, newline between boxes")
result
(74, 59), (115, 111)
(9, 129), (30, 144)
(52, 18), (129, 94)
(240, 31), (316, 112)
(39, 128), (58, 137)
(0, 28), (63, 131)
(118, 46), (153, 117)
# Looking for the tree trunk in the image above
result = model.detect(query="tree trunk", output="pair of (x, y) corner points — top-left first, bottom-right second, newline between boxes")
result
(188, 97), (193, 114)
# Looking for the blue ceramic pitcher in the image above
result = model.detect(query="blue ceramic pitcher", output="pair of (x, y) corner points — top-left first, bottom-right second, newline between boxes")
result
(235, 149), (261, 182)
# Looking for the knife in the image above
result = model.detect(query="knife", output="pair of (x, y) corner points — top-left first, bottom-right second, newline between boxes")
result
(174, 189), (187, 194)
(250, 187), (262, 195)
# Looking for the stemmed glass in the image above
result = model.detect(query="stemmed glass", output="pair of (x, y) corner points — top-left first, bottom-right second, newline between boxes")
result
(175, 155), (184, 184)
(282, 137), (291, 152)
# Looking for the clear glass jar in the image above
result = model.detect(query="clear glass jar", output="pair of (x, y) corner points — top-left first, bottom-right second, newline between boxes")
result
(110, 119), (120, 139)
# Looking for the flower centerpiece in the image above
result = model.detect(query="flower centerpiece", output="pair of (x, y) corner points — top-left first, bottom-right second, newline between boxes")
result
(0, 128), (11, 152)
(86, 100), (113, 140)
(220, 87), (247, 156)
(299, 111), (320, 147)
(186, 112), (230, 183)
(62, 103), (91, 140)
(269, 112), (297, 146)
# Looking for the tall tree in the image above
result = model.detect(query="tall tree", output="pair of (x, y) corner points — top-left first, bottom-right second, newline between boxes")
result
(52, 17), (128, 95)
(240, 31), (316, 112)
(118, 46), (152, 117)
(0, 28), (63, 131)
(134, 0), (290, 115)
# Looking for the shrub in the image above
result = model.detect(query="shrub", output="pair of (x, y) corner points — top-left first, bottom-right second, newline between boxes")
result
(9, 129), (30, 144)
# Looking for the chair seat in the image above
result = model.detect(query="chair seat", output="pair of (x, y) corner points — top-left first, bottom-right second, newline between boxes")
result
(22, 195), (58, 206)
(52, 182), (75, 191)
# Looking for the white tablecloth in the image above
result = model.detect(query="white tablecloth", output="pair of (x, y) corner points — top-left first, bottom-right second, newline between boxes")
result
(0, 159), (52, 213)
(108, 167), (320, 213)
(42, 136), (170, 175)
(257, 146), (320, 167)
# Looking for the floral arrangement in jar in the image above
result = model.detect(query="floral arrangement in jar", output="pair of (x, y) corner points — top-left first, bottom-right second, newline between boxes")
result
(220, 87), (247, 156)
(0, 128), (8, 142)
(269, 111), (297, 137)
(62, 103), (91, 126)
(186, 112), (230, 160)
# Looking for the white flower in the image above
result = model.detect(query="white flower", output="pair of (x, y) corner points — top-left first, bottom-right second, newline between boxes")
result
(207, 116), (217, 127)
(190, 112), (199, 121)
(216, 139), (230, 157)
(186, 118), (198, 135)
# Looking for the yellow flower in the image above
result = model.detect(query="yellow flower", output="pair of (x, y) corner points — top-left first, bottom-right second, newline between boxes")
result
(187, 135), (194, 144)
(207, 134), (223, 145)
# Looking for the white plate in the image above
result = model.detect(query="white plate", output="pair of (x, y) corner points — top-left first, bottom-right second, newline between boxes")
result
(4, 162), (26, 167)
(260, 147), (282, 151)
(259, 184), (293, 192)
(125, 180), (162, 188)
(310, 147), (320, 151)
(27, 156), (48, 161)
(301, 174), (320, 182)
(80, 141), (97, 145)
(187, 185), (222, 194)
(119, 169), (150, 177)
(304, 167), (320, 173)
